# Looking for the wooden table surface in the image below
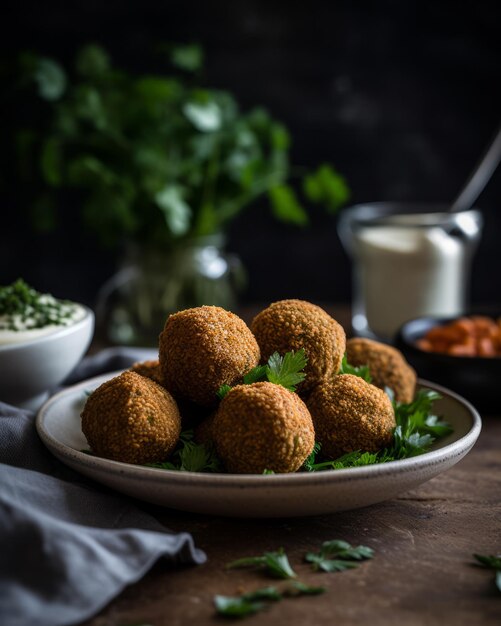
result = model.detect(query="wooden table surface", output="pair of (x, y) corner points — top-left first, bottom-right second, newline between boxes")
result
(83, 305), (501, 626)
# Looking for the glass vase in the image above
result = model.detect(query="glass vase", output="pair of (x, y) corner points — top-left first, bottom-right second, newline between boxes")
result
(95, 235), (245, 346)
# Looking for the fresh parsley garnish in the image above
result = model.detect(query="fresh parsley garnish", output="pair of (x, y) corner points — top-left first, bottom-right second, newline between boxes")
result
(217, 384), (232, 400)
(473, 554), (501, 592)
(266, 349), (307, 391)
(284, 581), (326, 596)
(302, 442), (322, 471)
(214, 581), (325, 618)
(243, 365), (268, 384)
(214, 587), (280, 617)
(217, 349), (308, 399)
(338, 354), (372, 382)
(305, 539), (374, 572)
(146, 429), (222, 473)
(227, 548), (297, 579)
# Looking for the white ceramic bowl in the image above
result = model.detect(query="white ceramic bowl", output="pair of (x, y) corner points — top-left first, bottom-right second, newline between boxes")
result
(37, 373), (481, 518)
(0, 305), (94, 410)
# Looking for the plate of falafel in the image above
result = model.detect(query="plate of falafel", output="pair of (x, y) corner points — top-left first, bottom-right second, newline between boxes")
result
(36, 300), (481, 518)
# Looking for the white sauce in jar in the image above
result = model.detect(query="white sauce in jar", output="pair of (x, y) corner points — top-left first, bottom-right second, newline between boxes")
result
(353, 225), (466, 340)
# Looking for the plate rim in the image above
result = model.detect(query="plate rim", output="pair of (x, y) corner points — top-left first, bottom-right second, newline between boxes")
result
(36, 372), (482, 487)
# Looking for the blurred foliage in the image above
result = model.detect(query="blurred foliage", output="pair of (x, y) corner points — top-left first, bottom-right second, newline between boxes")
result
(14, 43), (350, 248)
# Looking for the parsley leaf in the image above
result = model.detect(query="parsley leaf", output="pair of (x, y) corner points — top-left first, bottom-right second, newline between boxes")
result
(338, 354), (372, 382)
(284, 581), (326, 596)
(302, 442), (321, 471)
(214, 582), (325, 617)
(217, 384), (232, 400)
(306, 539), (374, 572)
(214, 588), (278, 617)
(473, 554), (501, 592)
(216, 349), (308, 400)
(243, 365), (268, 384)
(227, 548), (297, 579)
(146, 429), (222, 473)
(266, 349), (307, 391)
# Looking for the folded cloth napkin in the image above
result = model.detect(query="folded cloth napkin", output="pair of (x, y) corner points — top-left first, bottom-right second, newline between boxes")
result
(0, 348), (206, 626)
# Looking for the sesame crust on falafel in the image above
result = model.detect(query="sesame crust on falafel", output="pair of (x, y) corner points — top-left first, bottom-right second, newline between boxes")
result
(251, 299), (346, 395)
(81, 370), (181, 465)
(307, 374), (395, 459)
(159, 305), (260, 407)
(346, 337), (417, 404)
(212, 381), (315, 474)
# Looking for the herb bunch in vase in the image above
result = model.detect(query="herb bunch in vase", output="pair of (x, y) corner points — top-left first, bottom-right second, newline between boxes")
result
(17, 44), (349, 345)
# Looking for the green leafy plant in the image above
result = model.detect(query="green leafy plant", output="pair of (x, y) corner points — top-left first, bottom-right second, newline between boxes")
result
(16, 43), (350, 249)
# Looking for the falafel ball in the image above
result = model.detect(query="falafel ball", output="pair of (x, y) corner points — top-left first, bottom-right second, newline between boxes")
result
(346, 337), (417, 403)
(194, 412), (216, 446)
(212, 382), (315, 474)
(251, 299), (346, 395)
(307, 374), (395, 459)
(159, 305), (260, 407)
(130, 359), (164, 385)
(81, 371), (181, 464)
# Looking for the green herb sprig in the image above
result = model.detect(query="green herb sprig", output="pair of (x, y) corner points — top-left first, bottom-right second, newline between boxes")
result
(338, 354), (372, 382)
(216, 540), (370, 618)
(305, 540), (374, 572)
(227, 548), (297, 579)
(146, 429), (221, 472)
(217, 348), (307, 400)
(473, 554), (501, 592)
(214, 582), (325, 618)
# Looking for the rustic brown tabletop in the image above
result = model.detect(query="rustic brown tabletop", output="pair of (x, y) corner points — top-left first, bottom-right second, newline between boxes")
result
(82, 305), (501, 626)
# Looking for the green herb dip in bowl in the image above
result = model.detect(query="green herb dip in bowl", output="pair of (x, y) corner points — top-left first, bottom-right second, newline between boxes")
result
(0, 280), (94, 410)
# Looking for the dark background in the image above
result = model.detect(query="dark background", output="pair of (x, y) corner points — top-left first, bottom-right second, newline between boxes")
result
(1, 0), (500, 307)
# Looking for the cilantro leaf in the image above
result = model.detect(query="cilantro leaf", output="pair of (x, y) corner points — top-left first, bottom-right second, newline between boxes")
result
(217, 384), (232, 400)
(243, 364), (268, 384)
(214, 593), (269, 617)
(266, 349), (307, 392)
(215, 349), (308, 401)
(338, 355), (372, 382)
(321, 540), (374, 560)
(284, 581), (326, 596)
(474, 554), (501, 570)
(306, 539), (374, 572)
(473, 554), (501, 593)
(146, 429), (222, 473)
(214, 582), (324, 618)
(227, 548), (297, 579)
(305, 556), (359, 573)
(302, 442), (322, 471)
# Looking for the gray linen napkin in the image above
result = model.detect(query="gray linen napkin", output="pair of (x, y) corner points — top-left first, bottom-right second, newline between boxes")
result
(0, 348), (206, 626)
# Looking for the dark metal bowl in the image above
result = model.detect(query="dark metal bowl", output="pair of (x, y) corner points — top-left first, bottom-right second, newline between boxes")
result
(395, 313), (501, 415)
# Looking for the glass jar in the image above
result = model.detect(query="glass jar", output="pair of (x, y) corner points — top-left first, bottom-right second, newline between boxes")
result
(95, 234), (245, 346)
(337, 203), (483, 342)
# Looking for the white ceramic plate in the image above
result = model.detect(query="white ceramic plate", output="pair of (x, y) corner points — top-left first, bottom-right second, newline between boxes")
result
(36, 372), (481, 518)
